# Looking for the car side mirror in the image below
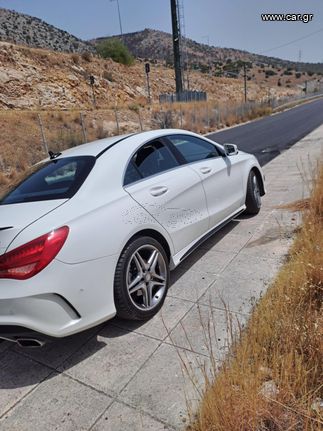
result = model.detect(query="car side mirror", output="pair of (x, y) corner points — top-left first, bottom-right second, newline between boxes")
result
(223, 143), (239, 156)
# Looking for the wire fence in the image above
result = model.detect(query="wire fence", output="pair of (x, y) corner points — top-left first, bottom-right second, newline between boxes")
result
(159, 90), (207, 104)
(1, 87), (323, 185)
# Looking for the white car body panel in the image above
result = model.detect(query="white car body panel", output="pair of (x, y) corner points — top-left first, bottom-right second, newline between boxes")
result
(0, 129), (265, 338)
(187, 156), (244, 228)
(125, 164), (209, 253)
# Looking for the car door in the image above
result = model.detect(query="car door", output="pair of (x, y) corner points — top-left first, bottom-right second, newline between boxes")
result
(123, 139), (209, 253)
(166, 134), (244, 229)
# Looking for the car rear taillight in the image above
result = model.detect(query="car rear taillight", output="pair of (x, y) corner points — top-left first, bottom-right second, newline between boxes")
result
(0, 226), (69, 280)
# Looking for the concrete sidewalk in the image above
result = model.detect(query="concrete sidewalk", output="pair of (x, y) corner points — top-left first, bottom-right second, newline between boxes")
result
(0, 126), (322, 431)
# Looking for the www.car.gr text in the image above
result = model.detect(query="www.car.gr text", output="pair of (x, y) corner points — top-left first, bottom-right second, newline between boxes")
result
(261, 13), (313, 23)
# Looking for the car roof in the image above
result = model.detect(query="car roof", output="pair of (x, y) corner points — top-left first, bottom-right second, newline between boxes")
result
(44, 129), (209, 160)
(50, 133), (132, 158)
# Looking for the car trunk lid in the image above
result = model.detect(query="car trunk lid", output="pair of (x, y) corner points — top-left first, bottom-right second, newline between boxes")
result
(0, 200), (67, 255)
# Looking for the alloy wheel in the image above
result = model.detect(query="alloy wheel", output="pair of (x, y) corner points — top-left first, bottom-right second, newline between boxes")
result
(126, 245), (167, 311)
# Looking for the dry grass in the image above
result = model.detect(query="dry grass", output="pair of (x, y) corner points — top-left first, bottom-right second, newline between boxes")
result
(278, 198), (310, 212)
(0, 108), (145, 192)
(151, 101), (272, 134)
(190, 165), (323, 431)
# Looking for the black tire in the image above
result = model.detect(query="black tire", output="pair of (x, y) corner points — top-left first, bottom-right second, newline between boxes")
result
(245, 170), (262, 215)
(114, 236), (170, 320)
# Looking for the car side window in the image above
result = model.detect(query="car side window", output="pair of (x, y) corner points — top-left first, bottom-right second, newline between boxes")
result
(168, 135), (221, 163)
(125, 140), (179, 185)
(124, 161), (142, 186)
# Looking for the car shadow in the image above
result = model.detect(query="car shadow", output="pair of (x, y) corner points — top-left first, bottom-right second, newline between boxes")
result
(0, 217), (245, 390)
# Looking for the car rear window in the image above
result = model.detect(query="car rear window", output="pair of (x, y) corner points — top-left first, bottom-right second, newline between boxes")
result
(0, 156), (95, 205)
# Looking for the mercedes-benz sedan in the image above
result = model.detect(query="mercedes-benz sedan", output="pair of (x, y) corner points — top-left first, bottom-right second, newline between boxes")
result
(0, 129), (265, 346)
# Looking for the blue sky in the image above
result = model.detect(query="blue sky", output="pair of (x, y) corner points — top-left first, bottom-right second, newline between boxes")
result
(0, 0), (322, 62)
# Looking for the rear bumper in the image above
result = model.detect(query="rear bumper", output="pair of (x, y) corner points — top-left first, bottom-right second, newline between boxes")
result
(0, 255), (118, 338)
(0, 293), (81, 339)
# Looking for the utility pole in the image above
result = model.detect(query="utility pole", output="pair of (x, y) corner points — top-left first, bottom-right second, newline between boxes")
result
(243, 63), (247, 103)
(110, 0), (123, 35)
(298, 49), (302, 63)
(170, 0), (183, 95)
(202, 35), (211, 75)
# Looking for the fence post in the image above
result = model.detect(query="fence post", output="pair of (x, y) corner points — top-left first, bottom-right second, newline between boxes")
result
(114, 107), (120, 135)
(37, 113), (49, 155)
(0, 156), (5, 172)
(80, 113), (87, 143)
(161, 111), (166, 129)
(138, 109), (143, 131)
(206, 104), (210, 129)
(179, 104), (183, 128)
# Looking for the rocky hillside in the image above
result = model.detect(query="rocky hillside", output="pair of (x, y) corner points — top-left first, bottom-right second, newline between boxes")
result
(0, 8), (94, 53)
(0, 41), (300, 111)
(94, 29), (252, 64)
(93, 29), (323, 74)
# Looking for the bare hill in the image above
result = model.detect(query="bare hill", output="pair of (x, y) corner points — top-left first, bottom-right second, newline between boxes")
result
(93, 29), (323, 74)
(1, 7), (322, 74)
(0, 8), (94, 53)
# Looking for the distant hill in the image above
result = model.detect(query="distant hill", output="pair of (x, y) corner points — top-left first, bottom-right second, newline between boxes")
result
(92, 28), (323, 74)
(1, 6), (322, 74)
(0, 8), (94, 53)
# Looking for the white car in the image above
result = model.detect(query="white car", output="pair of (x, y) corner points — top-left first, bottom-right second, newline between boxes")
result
(0, 129), (264, 346)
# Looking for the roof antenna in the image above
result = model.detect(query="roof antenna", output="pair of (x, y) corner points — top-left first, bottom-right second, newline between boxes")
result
(48, 150), (62, 160)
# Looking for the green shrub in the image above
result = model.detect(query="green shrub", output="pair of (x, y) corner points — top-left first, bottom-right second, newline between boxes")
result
(265, 69), (277, 76)
(199, 64), (210, 74)
(96, 39), (134, 66)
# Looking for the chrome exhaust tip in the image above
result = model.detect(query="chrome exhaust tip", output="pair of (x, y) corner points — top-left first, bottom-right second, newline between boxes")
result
(16, 338), (46, 348)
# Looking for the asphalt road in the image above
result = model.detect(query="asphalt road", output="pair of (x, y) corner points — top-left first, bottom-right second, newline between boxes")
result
(208, 98), (323, 166)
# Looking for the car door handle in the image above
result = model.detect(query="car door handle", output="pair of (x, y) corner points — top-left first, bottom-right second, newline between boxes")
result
(200, 167), (212, 174)
(150, 186), (168, 197)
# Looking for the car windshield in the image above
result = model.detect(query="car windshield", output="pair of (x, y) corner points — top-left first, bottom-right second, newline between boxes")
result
(0, 156), (95, 205)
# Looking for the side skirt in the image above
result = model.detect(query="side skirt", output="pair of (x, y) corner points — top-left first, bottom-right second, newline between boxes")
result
(173, 206), (246, 266)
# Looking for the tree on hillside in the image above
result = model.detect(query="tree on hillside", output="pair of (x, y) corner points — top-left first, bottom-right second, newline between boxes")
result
(96, 39), (134, 66)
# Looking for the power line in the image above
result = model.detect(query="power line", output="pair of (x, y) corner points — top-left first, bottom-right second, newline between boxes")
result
(259, 27), (323, 55)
